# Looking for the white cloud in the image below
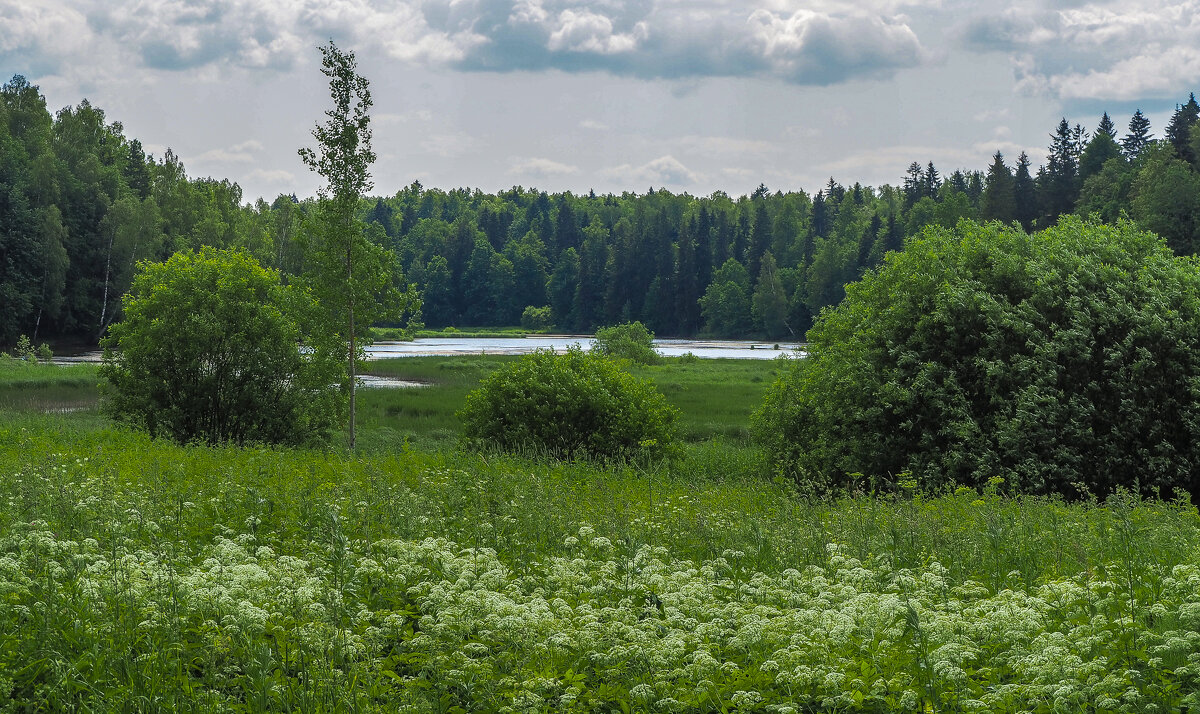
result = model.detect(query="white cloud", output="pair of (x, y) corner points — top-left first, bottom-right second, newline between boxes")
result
(6, 1), (932, 86)
(192, 139), (264, 164)
(420, 132), (479, 158)
(245, 168), (296, 185)
(509, 157), (580, 177)
(675, 135), (775, 156)
(961, 0), (1200, 101)
(601, 155), (699, 186)
(547, 9), (643, 54)
(579, 119), (609, 130)
(1039, 46), (1200, 100)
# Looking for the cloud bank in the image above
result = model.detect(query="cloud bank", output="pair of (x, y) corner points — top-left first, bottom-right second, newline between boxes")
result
(959, 0), (1200, 101)
(1, 0), (929, 86)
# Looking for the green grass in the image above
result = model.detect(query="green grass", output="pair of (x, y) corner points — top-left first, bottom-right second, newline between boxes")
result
(0, 359), (101, 415)
(6, 357), (1200, 711)
(358, 354), (779, 452)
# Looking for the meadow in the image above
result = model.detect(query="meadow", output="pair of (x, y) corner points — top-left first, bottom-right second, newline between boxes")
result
(3, 356), (1200, 712)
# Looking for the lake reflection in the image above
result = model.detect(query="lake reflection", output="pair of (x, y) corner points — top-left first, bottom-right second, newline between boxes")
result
(367, 337), (804, 360)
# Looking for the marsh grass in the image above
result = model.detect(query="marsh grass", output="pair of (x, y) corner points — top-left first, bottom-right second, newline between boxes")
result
(6, 359), (1200, 711)
(357, 355), (776, 451)
(0, 360), (101, 414)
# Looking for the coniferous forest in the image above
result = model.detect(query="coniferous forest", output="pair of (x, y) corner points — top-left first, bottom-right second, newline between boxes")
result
(3, 71), (1200, 346)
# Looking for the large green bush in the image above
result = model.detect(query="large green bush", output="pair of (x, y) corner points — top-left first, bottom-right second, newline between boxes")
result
(754, 217), (1200, 497)
(101, 248), (343, 445)
(458, 347), (678, 459)
(591, 321), (661, 364)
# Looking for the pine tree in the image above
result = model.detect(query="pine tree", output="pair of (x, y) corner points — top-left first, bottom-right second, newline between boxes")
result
(1079, 122), (1124, 182)
(1013, 152), (1038, 231)
(1122, 109), (1153, 160)
(1165, 92), (1200, 163)
(1096, 112), (1116, 139)
(924, 161), (941, 199)
(980, 151), (1016, 223)
(1041, 118), (1079, 224)
(903, 162), (924, 207)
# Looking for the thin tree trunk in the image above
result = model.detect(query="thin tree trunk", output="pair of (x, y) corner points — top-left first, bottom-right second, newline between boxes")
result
(347, 222), (356, 452)
(99, 233), (114, 341)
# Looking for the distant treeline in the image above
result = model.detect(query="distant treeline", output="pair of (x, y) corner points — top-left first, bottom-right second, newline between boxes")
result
(3, 71), (1200, 345)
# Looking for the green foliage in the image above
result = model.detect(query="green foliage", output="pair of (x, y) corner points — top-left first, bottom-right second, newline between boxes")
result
(458, 347), (678, 459)
(100, 248), (343, 445)
(519, 305), (553, 331)
(299, 41), (421, 450)
(591, 320), (661, 364)
(7, 416), (1200, 712)
(755, 217), (1200, 497)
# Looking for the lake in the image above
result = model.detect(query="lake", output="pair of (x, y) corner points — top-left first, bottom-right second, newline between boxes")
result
(368, 337), (803, 360)
(55, 337), (805, 363)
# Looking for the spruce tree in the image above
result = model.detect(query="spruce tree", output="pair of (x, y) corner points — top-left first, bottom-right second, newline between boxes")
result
(1123, 109), (1153, 160)
(980, 151), (1016, 223)
(1041, 119), (1080, 224)
(1079, 119), (1125, 182)
(903, 162), (924, 206)
(924, 161), (941, 199)
(1013, 152), (1038, 231)
(1165, 92), (1200, 163)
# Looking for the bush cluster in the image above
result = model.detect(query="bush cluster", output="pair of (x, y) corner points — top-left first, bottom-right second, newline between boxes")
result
(519, 305), (553, 331)
(755, 218), (1200, 497)
(590, 321), (661, 365)
(100, 248), (343, 446)
(458, 347), (677, 459)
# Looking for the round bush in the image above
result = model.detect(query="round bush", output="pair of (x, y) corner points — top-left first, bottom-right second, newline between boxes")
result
(458, 347), (678, 459)
(101, 248), (343, 446)
(591, 321), (661, 365)
(753, 218), (1200, 497)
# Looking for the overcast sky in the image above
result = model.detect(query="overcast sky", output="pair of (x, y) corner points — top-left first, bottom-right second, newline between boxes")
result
(3, 0), (1198, 203)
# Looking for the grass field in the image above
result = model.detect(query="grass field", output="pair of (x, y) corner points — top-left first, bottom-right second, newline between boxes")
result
(3, 356), (1200, 712)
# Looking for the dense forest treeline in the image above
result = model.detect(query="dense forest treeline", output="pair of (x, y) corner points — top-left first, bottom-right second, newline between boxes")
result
(3, 71), (1200, 346)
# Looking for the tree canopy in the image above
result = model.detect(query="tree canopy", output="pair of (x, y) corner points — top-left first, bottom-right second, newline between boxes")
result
(754, 217), (1200, 498)
(100, 248), (343, 446)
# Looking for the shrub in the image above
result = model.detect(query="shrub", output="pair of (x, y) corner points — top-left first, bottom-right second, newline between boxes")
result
(591, 321), (661, 365)
(520, 305), (553, 331)
(100, 248), (344, 446)
(754, 218), (1200, 498)
(458, 347), (678, 459)
(9, 335), (52, 363)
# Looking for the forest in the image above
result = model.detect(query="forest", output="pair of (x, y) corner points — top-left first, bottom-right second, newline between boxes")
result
(2, 71), (1200, 346)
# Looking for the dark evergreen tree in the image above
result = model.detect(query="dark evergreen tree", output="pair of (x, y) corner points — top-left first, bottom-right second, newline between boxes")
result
(980, 151), (1016, 223)
(903, 162), (924, 207)
(547, 247), (579, 328)
(550, 195), (581, 254)
(1040, 119), (1080, 224)
(573, 219), (609, 331)
(674, 219), (701, 335)
(1013, 152), (1038, 231)
(748, 197), (772, 278)
(924, 162), (941, 198)
(1122, 109), (1153, 160)
(810, 191), (830, 239)
(1096, 112), (1116, 140)
(1079, 122), (1124, 182)
(1165, 92), (1200, 164)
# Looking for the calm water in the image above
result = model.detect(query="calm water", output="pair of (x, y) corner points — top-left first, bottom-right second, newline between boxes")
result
(57, 337), (805, 363)
(368, 337), (804, 360)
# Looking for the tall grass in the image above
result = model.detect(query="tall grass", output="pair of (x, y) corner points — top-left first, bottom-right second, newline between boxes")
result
(0, 359), (101, 415)
(357, 355), (778, 451)
(5, 358), (1200, 711)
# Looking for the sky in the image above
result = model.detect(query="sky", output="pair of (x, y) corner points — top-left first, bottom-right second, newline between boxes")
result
(2, 0), (1198, 203)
